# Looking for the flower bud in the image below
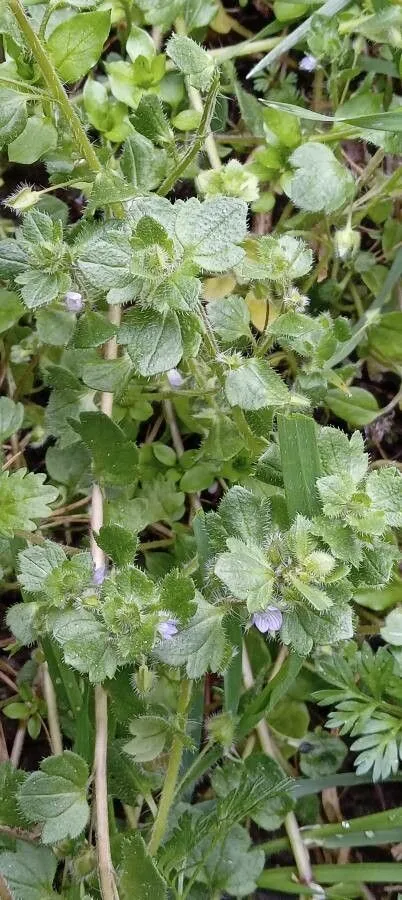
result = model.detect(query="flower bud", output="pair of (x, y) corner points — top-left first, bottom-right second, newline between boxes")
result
(30, 425), (46, 448)
(7, 185), (41, 213)
(198, 160), (259, 203)
(304, 550), (336, 580)
(207, 711), (236, 749)
(334, 223), (360, 260)
(75, 848), (96, 877)
(10, 342), (33, 364)
(134, 663), (157, 697)
(283, 287), (309, 312)
(82, 593), (100, 609)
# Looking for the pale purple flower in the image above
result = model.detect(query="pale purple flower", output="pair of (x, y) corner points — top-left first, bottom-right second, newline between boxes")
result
(93, 565), (107, 586)
(252, 606), (283, 634)
(64, 291), (84, 313)
(299, 54), (317, 72)
(167, 368), (183, 388)
(157, 618), (179, 639)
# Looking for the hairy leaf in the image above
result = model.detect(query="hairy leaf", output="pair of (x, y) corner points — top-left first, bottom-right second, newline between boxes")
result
(0, 842), (57, 900)
(156, 596), (229, 678)
(0, 470), (59, 537)
(225, 359), (291, 410)
(120, 832), (167, 899)
(18, 751), (89, 844)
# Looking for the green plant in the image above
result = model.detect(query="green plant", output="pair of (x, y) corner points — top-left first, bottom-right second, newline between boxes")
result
(0, 0), (401, 898)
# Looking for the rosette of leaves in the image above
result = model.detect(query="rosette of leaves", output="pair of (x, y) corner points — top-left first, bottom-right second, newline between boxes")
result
(235, 233), (313, 286)
(9, 538), (198, 678)
(105, 25), (166, 112)
(207, 487), (353, 656)
(0, 211), (73, 310)
(207, 426), (401, 656)
(198, 159), (260, 202)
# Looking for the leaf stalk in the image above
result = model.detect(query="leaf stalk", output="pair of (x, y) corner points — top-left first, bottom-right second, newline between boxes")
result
(148, 678), (192, 856)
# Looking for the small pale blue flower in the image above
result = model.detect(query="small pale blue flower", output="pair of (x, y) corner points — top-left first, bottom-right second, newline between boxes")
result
(167, 369), (183, 388)
(64, 291), (84, 313)
(157, 619), (179, 639)
(93, 565), (107, 586)
(252, 606), (283, 634)
(299, 54), (317, 72)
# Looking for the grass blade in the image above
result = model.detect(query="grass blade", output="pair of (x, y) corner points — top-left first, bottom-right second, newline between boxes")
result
(258, 862), (402, 893)
(224, 617), (243, 715)
(293, 771), (402, 797)
(277, 413), (321, 520)
(247, 0), (352, 77)
(262, 100), (402, 132)
(262, 807), (402, 852)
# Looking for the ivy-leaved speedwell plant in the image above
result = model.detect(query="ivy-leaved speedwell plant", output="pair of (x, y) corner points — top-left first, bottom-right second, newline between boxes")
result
(0, 0), (401, 898)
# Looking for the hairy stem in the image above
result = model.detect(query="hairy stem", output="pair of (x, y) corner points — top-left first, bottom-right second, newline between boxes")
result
(242, 645), (319, 894)
(0, 721), (9, 764)
(42, 663), (63, 755)
(158, 71), (221, 195)
(91, 306), (121, 900)
(38, 0), (62, 41)
(94, 684), (119, 900)
(356, 147), (385, 191)
(163, 400), (201, 514)
(148, 678), (192, 856)
(186, 83), (222, 171)
(7, 0), (101, 173)
(175, 17), (221, 171)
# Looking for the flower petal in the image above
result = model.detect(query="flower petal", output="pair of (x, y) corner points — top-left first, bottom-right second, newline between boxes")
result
(157, 619), (179, 639)
(252, 606), (283, 633)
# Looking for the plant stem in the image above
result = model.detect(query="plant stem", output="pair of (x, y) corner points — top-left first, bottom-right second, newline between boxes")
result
(148, 678), (192, 856)
(209, 36), (280, 62)
(0, 74), (54, 98)
(247, 0), (353, 78)
(10, 723), (25, 768)
(187, 83), (222, 170)
(174, 741), (212, 798)
(158, 72), (221, 195)
(163, 399), (201, 514)
(95, 685), (119, 900)
(7, 0), (101, 173)
(356, 147), (385, 191)
(242, 644), (319, 895)
(38, 0), (62, 41)
(242, 644), (281, 761)
(90, 305), (121, 900)
(0, 720), (8, 764)
(42, 662), (63, 755)
(175, 17), (221, 172)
